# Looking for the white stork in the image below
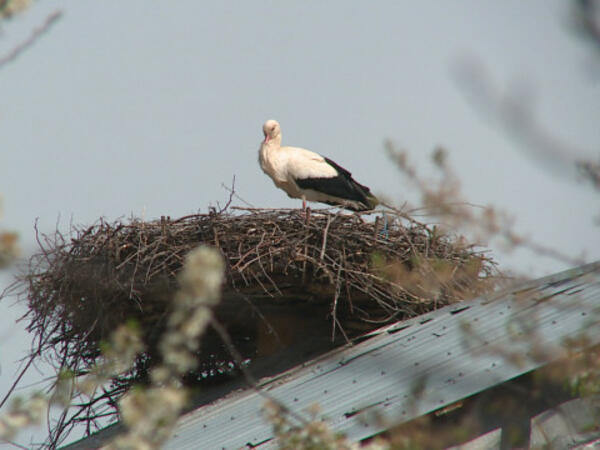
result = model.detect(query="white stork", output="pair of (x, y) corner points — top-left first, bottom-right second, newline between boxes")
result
(258, 119), (379, 211)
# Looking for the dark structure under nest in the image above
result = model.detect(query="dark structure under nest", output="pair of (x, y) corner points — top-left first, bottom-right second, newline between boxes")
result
(22, 208), (495, 437)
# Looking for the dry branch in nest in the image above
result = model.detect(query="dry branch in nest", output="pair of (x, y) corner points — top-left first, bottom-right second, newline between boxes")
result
(19, 208), (495, 439)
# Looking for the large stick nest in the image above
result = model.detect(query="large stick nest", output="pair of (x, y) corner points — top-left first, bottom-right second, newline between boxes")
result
(21, 208), (495, 439)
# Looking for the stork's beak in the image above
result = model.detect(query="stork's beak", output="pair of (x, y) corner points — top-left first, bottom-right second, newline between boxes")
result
(263, 135), (270, 144)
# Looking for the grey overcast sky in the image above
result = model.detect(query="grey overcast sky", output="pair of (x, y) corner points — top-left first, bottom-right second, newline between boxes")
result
(1, 0), (599, 447)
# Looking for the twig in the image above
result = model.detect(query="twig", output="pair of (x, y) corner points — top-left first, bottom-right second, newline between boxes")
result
(220, 176), (254, 208)
(218, 175), (237, 213)
(0, 11), (63, 69)
(0, 353), (36, 409)
(319, 214), (332, 261)
(2, 439), (30, 450)
(330, 263), (344, 342)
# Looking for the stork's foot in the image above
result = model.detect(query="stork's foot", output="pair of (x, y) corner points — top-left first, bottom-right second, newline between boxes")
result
(305, 206), (311, 225)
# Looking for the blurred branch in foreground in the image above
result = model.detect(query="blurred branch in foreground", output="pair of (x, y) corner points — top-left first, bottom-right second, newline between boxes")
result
(0, 231), (18, 268)
(571, 0), (600, 53)
(0, 246), (225, 448)
(0, 0), (30, 19)
(576, 158), (600, 191)
(452, 57), (599, 195)
(0, 196), (19, 268)
(0, 10), (62, 69)
(385, 144), (587, 269)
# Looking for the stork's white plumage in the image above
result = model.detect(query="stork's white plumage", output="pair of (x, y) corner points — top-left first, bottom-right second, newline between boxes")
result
(258, 119), (378, 211)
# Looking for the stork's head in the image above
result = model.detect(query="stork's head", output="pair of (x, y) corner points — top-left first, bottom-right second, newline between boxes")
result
(262, 119), (281, 144)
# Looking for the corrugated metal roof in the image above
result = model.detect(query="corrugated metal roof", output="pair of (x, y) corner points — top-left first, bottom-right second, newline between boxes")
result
(65, 261), (600, 449)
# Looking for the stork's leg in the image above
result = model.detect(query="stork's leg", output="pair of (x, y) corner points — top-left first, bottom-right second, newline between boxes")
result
(301, 196), (311, 224)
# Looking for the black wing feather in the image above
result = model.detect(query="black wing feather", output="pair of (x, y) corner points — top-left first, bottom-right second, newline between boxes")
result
(295, 157), (373, 209)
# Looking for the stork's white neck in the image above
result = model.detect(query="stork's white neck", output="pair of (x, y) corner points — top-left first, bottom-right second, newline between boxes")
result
(266, 133), (282, 148)
(260, 134), (282, 161)
(259, 134), (280, 170)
